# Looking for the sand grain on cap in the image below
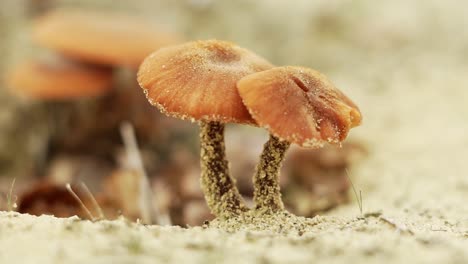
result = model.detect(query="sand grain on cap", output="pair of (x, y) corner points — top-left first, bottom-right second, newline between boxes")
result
(33, 9), (179, 67)
(137, 40), (274, 124)
(7, 59), (113, 100)
(238, 66), (361, 147)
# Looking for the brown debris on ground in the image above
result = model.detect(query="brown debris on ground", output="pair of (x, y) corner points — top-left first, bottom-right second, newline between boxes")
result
(17, 182), (92, 218)
(283, 142), (367, 216)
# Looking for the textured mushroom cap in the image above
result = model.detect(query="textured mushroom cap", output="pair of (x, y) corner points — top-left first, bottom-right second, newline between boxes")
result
(33, 9), (179, 67)
(137, 40), (274, 124)
(7, 59), (113, 100)
(237, 66), (362, 147)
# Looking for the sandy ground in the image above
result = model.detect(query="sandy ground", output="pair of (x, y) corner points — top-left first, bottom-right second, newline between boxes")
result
(0, 208), (466, 264)
(1, 0), (468, 263)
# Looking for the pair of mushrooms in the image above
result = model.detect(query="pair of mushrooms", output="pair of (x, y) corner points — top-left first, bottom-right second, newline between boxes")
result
(138, 40), (362, 219)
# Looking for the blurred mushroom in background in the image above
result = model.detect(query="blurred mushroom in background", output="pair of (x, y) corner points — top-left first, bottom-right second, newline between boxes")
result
(29, 8), (183, 162)
(33, 9), (180, 68)
(6, 56), (114, 175)
(4, 7), (188, 183)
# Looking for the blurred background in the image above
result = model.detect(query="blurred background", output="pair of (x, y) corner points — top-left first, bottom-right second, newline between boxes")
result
(0, 0), (467, 226)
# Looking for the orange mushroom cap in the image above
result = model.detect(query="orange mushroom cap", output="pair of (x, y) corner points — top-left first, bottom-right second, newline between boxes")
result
(137, 40), (274, 124)
(237, 66), (362, 147)
(7, 59), (113, 100)
(33, 9), (180, 67)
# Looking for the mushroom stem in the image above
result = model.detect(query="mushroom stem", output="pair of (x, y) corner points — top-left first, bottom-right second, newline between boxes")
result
(253, 134), (290, 213)
(199, 121), (246, 218)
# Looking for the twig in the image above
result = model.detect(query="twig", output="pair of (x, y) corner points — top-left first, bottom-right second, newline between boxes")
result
(120, 121), (171, 225)
(379, 215), (414, 235)
(80, 182), (105, 220)
(345, 169), (363, 215)
(120, 121), (145, 173)
(364, 211), (382, 218)
(66, 183), (95, 221)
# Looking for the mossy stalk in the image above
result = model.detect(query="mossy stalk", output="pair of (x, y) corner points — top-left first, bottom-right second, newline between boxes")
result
(253, 134), (290, 213)
(199, 121), (246, 218)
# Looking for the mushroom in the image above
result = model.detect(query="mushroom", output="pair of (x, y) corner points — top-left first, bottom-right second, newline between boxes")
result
(27, 8), (182, 174)
(33, 8), (180, 68)
(237, 66), (362, 214)
(137, 40), (273, 218)
(6, 57), (114, 173)
(7, 58), (113, 100)
(32, 7), (181, 136)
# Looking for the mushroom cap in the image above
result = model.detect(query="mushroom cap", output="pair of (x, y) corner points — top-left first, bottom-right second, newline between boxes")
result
(137, 40), (274, 124)
(33, 9), (180, 67)
(7, 59), (113, 100)
(237, 66), (362, 147)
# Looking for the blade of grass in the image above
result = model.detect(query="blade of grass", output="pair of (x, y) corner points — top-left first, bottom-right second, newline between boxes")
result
(345, 169), (363, 215)
(66, 183), (95, 221)
(80, 182), (105, 220)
